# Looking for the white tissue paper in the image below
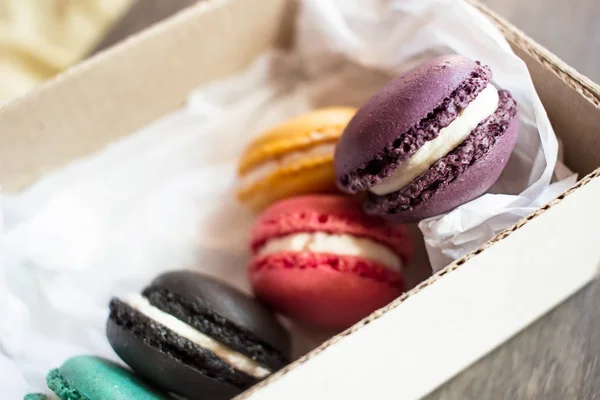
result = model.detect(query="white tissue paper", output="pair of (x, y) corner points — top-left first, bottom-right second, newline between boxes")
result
(0, 0), (575, 395)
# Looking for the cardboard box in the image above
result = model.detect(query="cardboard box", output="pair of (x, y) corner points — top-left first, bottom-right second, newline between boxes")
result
(1, 0), (598, 398)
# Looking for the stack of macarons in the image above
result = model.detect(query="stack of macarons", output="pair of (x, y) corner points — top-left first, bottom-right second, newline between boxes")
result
(26, 54), (520, 400)
(237, 107), (357, 211)
(237, 55), (518, 221)
(237, 54), (517, 330)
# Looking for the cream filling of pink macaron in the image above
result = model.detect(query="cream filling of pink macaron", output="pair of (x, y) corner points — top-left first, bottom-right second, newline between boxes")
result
(122, 293), (272, 379)
(258, 232), (403, 272)
(370, 84), (500, 196)
(240, 143), (335, 188)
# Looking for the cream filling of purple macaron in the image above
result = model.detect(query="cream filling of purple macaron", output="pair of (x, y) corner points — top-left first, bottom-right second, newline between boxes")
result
(370, 85), (500, 196)
(258, 232), (403, 272)
(122, 293), (272, 379)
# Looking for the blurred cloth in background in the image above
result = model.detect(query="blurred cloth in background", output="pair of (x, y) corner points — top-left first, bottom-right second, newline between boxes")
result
(0, 0), (133, 104)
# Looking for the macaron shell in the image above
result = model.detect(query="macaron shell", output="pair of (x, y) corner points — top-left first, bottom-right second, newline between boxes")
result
(237, 156), (338, 212)
(47, 355), (166, 400)
(146, 271), (290, 357)
(249, 252), (403, 329)
(106, 319), (239, 400)
(238, 107), (357, 174)
(335, 55), (485, 181)
(384, 110), (519, 222)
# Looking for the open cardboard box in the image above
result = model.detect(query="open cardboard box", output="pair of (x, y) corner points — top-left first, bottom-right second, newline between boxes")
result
(1, 0), (599, 398)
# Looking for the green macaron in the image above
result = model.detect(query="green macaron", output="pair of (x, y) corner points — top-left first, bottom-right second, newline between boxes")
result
(23, 395), (50, 400)
(28, 355), (168, 400)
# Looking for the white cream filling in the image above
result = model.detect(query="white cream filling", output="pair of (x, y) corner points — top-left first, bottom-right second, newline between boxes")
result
(240, 143), (335, 187)
(370, 84), (500, 196)
(123, 293), (271, 379)
(258, 232), (402, 272)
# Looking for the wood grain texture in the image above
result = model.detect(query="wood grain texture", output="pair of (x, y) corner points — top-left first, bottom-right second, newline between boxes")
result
(482, 0), (600, 83)
(427, 280), (600, 400)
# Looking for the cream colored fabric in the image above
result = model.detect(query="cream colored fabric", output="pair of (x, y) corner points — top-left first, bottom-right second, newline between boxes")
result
(0, 0), (132, 104)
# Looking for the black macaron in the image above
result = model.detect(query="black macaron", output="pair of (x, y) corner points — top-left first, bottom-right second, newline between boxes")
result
(107, 271), (290, 400)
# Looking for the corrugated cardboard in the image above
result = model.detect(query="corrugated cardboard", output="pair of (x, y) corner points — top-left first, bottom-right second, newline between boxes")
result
(0, 0), (598, 398)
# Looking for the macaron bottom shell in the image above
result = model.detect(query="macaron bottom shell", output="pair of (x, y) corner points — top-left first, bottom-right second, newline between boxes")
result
(107, 318), (241, 400)
(249, 252), (404, 330)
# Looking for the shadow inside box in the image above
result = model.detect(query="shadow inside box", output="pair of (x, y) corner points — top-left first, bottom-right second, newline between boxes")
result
(404, 224), (433, 291)
(187, 246), (252, 291)
(305, 61), (397, 110)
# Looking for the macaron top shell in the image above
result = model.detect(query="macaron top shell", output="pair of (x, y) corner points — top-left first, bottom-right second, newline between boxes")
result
(250, 195), (412, 262)
(335, 55), (492, 192)
(143, 271), (290, 357)
(46, 355), (166, 400)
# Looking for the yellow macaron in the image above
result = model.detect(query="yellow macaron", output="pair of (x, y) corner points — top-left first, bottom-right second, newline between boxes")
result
(237, 107), (357, 212)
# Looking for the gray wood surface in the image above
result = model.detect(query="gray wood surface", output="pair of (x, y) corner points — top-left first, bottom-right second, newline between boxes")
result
(88, 0), (198, 56)
(92, 1), (600, 399)
(483, 0), (600, 83)
(427, 280), (600, 400)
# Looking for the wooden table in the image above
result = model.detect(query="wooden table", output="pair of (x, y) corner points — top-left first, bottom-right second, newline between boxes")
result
(95, 1), (600, 398)
(483, 0), (600, 83)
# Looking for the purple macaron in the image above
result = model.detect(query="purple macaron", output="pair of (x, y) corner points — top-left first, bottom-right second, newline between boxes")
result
(334, 55), (519, 222)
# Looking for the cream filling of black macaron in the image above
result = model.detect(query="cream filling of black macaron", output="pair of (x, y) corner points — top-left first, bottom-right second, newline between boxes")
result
(109, 299), (258, 389)
(142, 287), (288, 371)
(108, 295), (285, 389)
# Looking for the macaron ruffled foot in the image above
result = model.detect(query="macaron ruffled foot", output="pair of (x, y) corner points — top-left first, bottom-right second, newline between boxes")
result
(23, 395), (53, 400)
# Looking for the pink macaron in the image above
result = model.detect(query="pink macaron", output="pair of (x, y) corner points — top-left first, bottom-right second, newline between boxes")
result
(248, 195), (413, 330)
